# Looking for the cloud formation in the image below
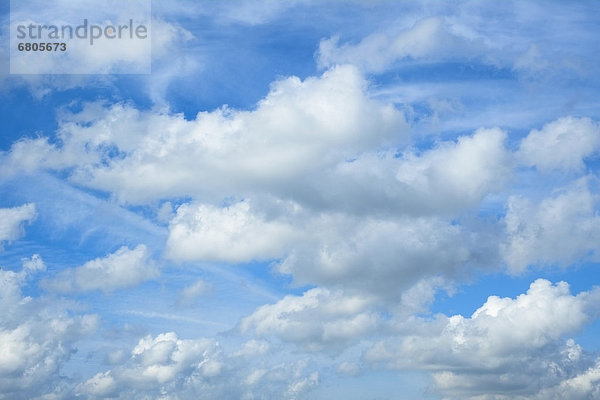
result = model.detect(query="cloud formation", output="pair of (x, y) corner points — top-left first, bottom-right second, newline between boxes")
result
(518, 117), (600, 173)
(0, 203), (36, 247)
(502, 179), (600, 273)
(167, 201), (297, 263)
(0, 256), (98, 400)
(75, 331), (320, 400)
(365, 279), (600, 399)
(317, 17), (482, 73)
(43, 244), (157, 293)
(4, 65), (405, 205)
(1, 1), (600, 398)
(239, 288), (379, 353)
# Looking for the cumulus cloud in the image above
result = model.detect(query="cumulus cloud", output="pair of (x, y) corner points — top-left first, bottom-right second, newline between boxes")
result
(2, 2), (600, 399)
(394, 127), (510, 213)
(76, 331), (320, 400)
(288, 125), (509, 215)
(502, 179), (600, 273)
(76, 370), (118, 398)
(43, 244), (157, 293)
(237, 277), (455, 355)
(166, 201), (297, 263)
(0, 203), (36, 247)
(275, 213), (477, 297)
(365, 279), (600, 399)
(518, 117), (600, 172)
(535, 358), (600, 400)
(3, 64), (511, 222)
(0, 256), (98, 400)
(76, 332), (221, 398)
(4, 65), (406, 205)
(2, 76), (513, 308)
(239, 288), (379, 352)
(162, 126), (508, 262)
(165, 196), (492, 300)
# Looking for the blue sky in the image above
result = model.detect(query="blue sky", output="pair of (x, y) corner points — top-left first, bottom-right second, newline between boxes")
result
(1, 1), (600, 399)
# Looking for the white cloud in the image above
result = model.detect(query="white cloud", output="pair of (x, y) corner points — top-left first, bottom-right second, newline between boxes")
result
(21, 96), (502, 312)
(141, 18), (197, 104)
(3, 66), (512, 245)
(315, 5), (598, 84)
(317, 17), (482, 73)
(365, 279), (600, 399)
(518, 117), (600, 172)
(77, 331), (320, 400)
(76, 371), (117, 398)
(535, 358), (600, 400)
(21, 254), (46, 274)
(2, 2), (600, 400)
(5, 66), (515, 304)
(502, 179), (600, 273)
(0, 203), (36, 247)
(76, 332), (221, 398)
(128, 332), (221, 383)
(0, 256), (98, 400)
(233, 339), (271, 358)
(163, 126), (508, 274)
(239, 288), (379, 352)
(4, 65), (406, 205)
(394, 127), (510, 213)
(43, 244), (157, 293)
(177, 279), (210, 307)
(276, 213), (474, 297)
(166, 197), (484, 300)
(166, 201), (297, 263)
(293, 125), (509, 215)
(160, 126), (509, 296)
(3, 88), (511, 228)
